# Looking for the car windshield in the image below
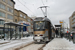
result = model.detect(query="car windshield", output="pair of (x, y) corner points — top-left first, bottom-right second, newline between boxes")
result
(34, 21), (45, 29)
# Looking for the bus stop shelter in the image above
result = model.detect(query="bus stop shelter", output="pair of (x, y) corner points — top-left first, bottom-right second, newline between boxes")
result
(4, 22), (26, 40)
(55, 25), (61, 37)
(0, 18), (4, 39)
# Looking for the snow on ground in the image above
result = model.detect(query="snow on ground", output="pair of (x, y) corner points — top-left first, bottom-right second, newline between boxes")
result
(43, 38), (75, 50)
(0, 36), (33, 50)
(0, 40), (9, 44)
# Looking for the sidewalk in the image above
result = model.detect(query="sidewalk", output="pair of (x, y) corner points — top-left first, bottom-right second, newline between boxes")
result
(43, 38), (75, 50)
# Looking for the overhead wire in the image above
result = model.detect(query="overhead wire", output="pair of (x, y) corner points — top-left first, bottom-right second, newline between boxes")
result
(17, 0), (36, 16)
(41, 0), (45, 5)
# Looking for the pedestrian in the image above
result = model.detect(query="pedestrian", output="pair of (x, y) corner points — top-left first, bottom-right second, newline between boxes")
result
(55, 29), (58, 38)
(61, 33), (64, 38)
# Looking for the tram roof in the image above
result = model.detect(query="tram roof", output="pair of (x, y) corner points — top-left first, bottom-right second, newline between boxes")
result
(34, 17), (50, 22)
(34, 17), (54, 26)
(5, 22), (26, 26)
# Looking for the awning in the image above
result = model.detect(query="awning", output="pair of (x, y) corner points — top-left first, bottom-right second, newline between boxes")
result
(55, 25), (61, 27)
(23, 23), (30, 26)
(0, 18), (4, 21)
(20, 23), (30, 26)
(18, 21), (30, 26)
(5, 22), (26, 26)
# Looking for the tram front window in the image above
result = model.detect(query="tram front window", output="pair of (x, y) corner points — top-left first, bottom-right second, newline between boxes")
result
(34, 21), (45, 30)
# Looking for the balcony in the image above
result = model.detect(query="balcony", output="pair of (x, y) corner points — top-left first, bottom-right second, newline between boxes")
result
(72, 20), (75, 23)
(72, 16), (75, 19)
(72, 23), (75, 28)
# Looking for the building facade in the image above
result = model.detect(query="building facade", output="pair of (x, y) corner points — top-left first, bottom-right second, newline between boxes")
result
(0, 0), (15, 38)
(69, 11), (75, 31)
(69, 16), (72, 31)
(27, 17), (33, 34)
(14, 9), (33, 34)
(14, 9), (28, 23)
(0, 0), (15, 25)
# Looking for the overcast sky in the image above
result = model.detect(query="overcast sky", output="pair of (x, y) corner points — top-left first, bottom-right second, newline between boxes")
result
(14, 0), (75, 27)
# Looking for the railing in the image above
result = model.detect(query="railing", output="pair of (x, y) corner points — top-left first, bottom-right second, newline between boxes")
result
(72, 20), (75, 23)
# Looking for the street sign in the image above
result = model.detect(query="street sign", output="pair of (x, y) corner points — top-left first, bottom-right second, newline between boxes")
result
(60, 21), (63, 23)
(67, 31), (68, 33)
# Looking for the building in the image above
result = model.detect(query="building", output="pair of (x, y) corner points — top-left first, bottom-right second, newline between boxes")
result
(69, 16), (72, 31)
(0, 0), (15, 38)
(14, 9), (33, 34)
(14, 9), (28, 23)
(69, 11), (75, 31)
(27, 17), (33, 34)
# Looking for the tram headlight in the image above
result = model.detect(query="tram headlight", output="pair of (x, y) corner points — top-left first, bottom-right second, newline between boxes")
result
(38, 35), (40, 36)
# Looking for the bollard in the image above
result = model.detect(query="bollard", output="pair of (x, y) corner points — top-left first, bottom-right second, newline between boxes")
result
(67, 33), (68, 40)
(72, 33), (75, 44)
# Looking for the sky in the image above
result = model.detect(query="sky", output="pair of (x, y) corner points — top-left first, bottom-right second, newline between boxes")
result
(14, 0), (75, 28)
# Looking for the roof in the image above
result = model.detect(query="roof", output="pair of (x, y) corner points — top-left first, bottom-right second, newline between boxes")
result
(11, 0), (15, 4)
(5, 22), (26, 26)
(0, 18), (4, 21)
(55, 25), (61, 27)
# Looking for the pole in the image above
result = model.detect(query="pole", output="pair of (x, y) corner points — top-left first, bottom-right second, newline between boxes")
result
(45, 6), (47, 17)
(39, 6), (48, 17)
(4, 24), (5, 40)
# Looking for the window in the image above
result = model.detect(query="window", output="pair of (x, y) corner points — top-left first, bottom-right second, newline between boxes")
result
(15, 19), (17, 22)
(0, 11), (5, 17)
(8, 0), (13, 6)
(7, 14), (13, 19)
(24, 16), (26, 18)
(73, 16), (75, 18)
(14, 12), (17, 16)
(28, 19), (30, 22)
(20, 14), (22, 17)
(0, 3), (5, 10)
(2, 0), (6, 2)
(7, 7), (13, 13)
(34, 21), (45, 29)
(0, 21), (4, 25)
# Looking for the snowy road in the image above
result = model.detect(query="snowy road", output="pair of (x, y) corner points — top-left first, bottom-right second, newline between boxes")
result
(43, 38), (75, 50)
(20, 43), (45, 50)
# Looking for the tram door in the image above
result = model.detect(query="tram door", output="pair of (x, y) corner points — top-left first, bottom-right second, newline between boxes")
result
(47, 22), (52, 40)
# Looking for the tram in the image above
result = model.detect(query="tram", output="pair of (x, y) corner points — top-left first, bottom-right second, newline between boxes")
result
(33, 17), (55, 43)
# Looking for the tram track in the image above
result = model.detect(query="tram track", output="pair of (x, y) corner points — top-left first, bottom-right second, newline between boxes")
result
(0, 39), (28, 47)
(15, 42), (46, 50)
(0, 41), (21, 47)
(0, 42), (9, 45)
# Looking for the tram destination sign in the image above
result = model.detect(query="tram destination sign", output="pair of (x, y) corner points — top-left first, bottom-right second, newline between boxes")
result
(35, 17), (44, 21)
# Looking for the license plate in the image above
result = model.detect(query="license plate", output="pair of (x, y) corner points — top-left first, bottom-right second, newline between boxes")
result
(35, 37), (41, 39)
(37, 40), (40, 42)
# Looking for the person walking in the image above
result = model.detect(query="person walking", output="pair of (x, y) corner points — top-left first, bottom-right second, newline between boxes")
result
(55, 29), (58, 38)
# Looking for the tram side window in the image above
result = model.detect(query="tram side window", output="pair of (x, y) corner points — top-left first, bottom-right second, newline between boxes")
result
(45, 22), (48, 29)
